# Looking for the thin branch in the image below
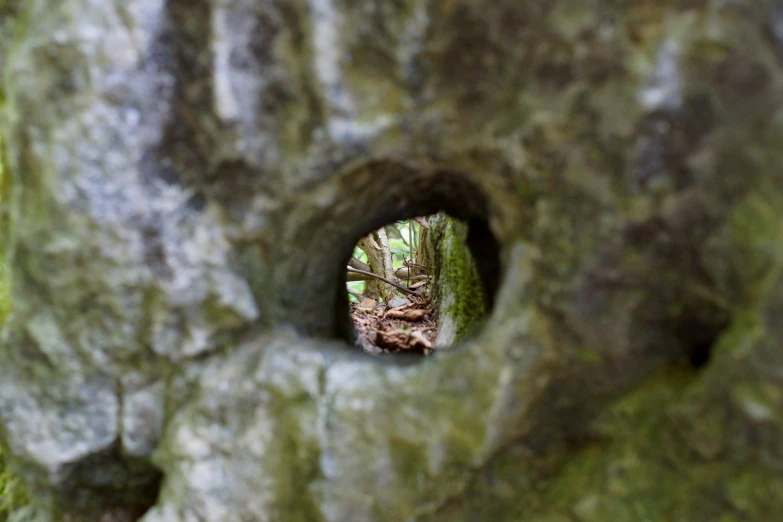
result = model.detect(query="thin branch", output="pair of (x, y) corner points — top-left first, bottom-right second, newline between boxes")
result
(408, 220), (413, 286)
(348, 256), (371, 272)
(346, 266), (419, 296)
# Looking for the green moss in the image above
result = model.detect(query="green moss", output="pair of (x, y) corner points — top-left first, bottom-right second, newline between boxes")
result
(427, 214), (486, 342)
(0, 129), (28, 521)
(0, 444), (29, 521)
(443, 220), (486, 339)
(427, 340), (783, 522)
(531, 368), (783, 521)
(0, 142), (8, 323)
(726, 187), (783, 304)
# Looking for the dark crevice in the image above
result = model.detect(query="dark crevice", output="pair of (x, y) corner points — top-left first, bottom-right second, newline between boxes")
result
(466, 217), (501, 311)
(676, 317), (725, 369)
(53, 442), (164, 521)
(686, 339), (713, 369)
(130, 470), (164, 521)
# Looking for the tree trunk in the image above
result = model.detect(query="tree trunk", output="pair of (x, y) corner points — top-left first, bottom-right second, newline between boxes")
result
(357, 228), (395, 301)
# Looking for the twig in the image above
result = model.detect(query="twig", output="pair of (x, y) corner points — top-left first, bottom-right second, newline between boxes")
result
(348, 256), (371, 272)
(408, 221), (414, 286)
(346, 266), (419, 296)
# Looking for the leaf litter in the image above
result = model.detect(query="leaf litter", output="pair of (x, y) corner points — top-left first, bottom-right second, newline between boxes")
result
(351, 296), (438, 356)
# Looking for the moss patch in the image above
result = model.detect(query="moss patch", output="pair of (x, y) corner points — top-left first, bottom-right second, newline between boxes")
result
(426, 363), (783, 522)
(427, 214), (486, 342)
(0, 133), (28, 521)
(0, 444), (29, 521)
(0, 168), (8, 323)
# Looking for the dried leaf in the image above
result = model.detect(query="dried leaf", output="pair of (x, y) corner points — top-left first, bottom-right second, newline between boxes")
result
(385, 308), (431, 321)
(359, 298), (377, 310)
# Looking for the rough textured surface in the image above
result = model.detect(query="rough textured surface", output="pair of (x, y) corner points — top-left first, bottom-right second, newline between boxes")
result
(1, 0), (783, 520)
(426, 214), (486, 347)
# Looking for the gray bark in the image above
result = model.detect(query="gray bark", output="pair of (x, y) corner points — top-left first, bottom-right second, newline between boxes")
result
(1, 1), (783, 521)
(357, 229), (394, 301)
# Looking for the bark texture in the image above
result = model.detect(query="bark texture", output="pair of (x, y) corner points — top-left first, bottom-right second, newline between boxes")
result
(1, 0), (783, 521)
(356, 229), (394, 301)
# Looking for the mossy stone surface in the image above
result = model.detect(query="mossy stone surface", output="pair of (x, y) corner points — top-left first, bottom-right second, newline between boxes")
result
(426, 213), (486, 345)
(1, 0), (782, 520)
